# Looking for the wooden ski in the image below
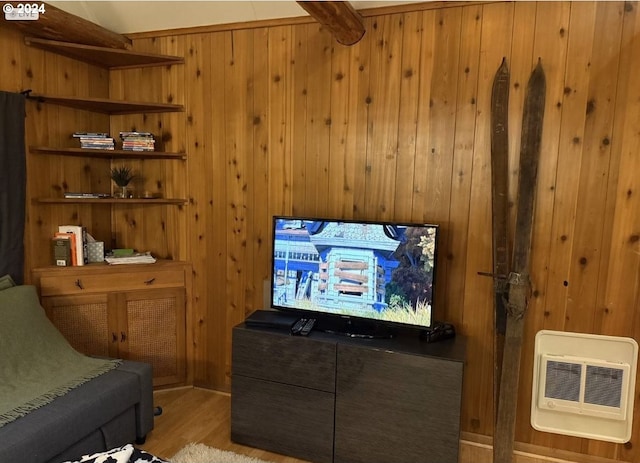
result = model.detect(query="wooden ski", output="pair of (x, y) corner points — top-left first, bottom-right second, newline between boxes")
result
(493, 59), (546, 463)
(489, 57), (510, 426)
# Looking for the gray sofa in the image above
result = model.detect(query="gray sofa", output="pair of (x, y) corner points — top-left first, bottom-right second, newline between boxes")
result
(0, 283), (154, 463)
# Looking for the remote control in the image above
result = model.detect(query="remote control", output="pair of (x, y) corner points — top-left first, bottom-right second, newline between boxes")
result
(299, 318), (316, 336)
(291, 318), (307, 335)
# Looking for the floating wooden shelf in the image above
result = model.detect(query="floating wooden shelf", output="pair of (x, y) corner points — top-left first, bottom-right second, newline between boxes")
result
(31, 146), (187, 160)
(37, 198), (187, 205)
(24, 37), (185, 70)
(27, 94), (184, 115)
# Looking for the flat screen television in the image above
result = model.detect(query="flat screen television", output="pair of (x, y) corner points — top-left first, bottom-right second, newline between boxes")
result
(270, 216), (439, 337)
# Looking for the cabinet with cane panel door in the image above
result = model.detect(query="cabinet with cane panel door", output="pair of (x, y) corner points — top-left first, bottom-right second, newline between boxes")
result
(32, 260), (191, 387)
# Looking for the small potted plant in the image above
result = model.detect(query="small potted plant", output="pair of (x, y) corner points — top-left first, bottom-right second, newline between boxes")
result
(110, 165), (135, 198)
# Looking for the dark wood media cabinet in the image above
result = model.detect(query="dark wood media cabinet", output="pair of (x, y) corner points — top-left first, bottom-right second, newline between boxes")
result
(231, 322), (466, 463)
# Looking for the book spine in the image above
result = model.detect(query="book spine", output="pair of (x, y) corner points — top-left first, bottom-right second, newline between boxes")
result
(54, 232), (77, 265)
(81, 227), (89, 265)
(58, 225), (85, 266)
(51, 238), (71, 266)
(73, 132), (109, 138)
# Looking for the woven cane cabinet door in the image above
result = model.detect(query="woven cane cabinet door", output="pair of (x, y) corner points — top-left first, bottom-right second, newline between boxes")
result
(42, 293), (118, 358)
(117, 288), (186, 386)
(33, 260), (191, 387)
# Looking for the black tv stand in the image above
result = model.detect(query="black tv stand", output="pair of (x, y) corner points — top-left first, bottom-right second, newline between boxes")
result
(231, 321), (465, 463)
(317, 317), (395, 339)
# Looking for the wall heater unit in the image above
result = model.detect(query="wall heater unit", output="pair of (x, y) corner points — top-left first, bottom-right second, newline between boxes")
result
(531, 330), (638, 443)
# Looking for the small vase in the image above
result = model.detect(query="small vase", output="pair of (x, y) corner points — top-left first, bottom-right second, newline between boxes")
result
(117, 185), (130, 198)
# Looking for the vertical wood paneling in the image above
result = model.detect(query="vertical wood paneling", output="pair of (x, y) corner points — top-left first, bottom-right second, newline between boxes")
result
(601, 3), (640, 338)
(422, 7), (462, 323)
(548, 2), (597, 334)
(328, 32), (356, 219)
(0, 28), (22, 93)
(418, 7), (461, 225)
(8, 2), (640, 461)
(364, 14), (403, 220)
(268, 26), (293, 219)
(184, 33), (212, 386)
(250, 27), (270, 317)
(565, 6), (625, 405)
(602, 5), (640, 460)
(290, 24), (308, 217)
(410, 9), (435, 223)
(208, 31), (229, 388)
(393, 11), (422, 222)
(346, 17), (372, 220)
(304, 23), (333, 217)
(592, 2), (626, 334)
(224, 29), (254, 385)
(446, 5), (482, 328)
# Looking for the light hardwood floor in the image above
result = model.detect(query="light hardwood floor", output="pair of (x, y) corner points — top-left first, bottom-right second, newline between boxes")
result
(140, 387), (619, 463)
(140, 387), (596, 463)
(138, 387), (308, 462)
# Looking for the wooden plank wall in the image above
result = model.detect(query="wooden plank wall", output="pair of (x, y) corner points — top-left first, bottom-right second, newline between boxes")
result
(2, 1), (640, 460)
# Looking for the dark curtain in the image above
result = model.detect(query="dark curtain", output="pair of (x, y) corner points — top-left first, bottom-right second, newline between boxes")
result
(0, 92), (26, 284)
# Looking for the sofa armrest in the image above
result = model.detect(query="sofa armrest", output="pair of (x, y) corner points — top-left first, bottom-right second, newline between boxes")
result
(115, 360), (154, 440)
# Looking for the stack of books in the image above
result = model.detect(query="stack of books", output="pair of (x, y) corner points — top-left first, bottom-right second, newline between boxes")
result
(120, 131), (155, 151)
(73, 132), (115, 150)
(105, 251), (156, 265)
(51, 225), (88, 266)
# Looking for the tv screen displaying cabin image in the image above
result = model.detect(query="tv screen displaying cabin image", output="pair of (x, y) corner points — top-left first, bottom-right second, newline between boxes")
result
(271, 217), (438, 329)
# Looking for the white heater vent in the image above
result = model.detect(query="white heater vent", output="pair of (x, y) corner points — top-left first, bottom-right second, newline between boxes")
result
(531, 330), (638, 443)
(538, 354), (629, 420)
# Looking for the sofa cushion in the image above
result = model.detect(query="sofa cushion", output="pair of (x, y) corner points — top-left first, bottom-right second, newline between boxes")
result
(0, 365), (140, 463)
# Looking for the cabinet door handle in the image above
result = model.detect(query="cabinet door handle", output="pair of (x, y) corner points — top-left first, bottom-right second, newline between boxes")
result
(144, 278), (156, 285)
(75, 279), (84, 290)
(121, 331), (126, 342)
(112, 332), (117, 343)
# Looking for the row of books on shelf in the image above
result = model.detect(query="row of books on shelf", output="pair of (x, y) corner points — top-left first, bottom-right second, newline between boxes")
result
(51, 225), (91, 266)
(51, 225), (156, 266)
(73, 132), (114, 150)
(72, 131), (155, 151)
(122, 131), (155, 152)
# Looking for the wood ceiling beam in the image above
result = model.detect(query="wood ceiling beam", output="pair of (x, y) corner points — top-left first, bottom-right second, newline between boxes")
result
(3, 2), (131, 49)
(296, 1), (365, 46)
